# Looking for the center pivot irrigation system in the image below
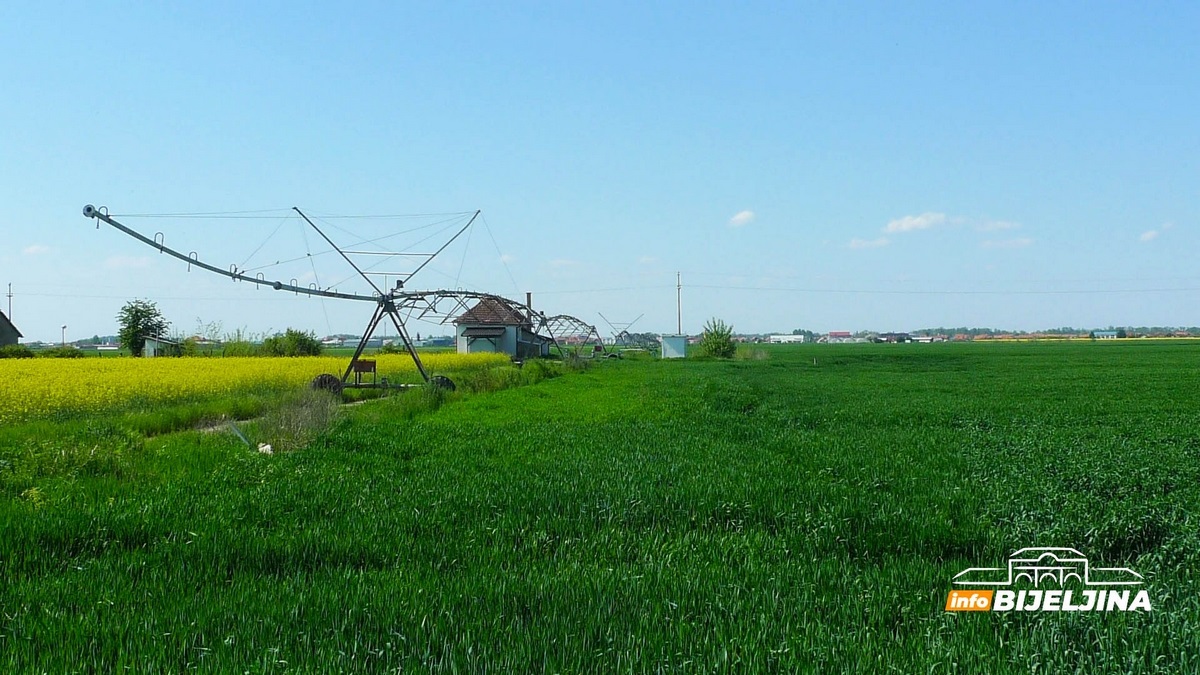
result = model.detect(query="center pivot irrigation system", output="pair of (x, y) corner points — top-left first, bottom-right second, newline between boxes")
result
(83, 204), (603, 392)
(599, 312), (647, 348)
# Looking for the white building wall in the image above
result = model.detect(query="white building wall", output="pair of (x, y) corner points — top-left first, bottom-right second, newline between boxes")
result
(661, 335), (687, 359)
(456, 325), (519, 355)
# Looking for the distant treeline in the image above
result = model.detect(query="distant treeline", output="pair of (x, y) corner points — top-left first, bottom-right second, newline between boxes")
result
(777, 327), (1200, 339)
(911, 326), (1200, 337)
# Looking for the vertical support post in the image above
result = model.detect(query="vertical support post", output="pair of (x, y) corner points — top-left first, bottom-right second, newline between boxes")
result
(676, 272), (682, 335)
(382, 301), (429, 382)
(342, 303), (387, 383)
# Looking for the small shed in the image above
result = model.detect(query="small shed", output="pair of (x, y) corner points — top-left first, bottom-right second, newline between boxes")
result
(454, 297), (552, 358)
(661, 334), (687, 359)
(0, 311), (21, 347)
(143, 336), (180, 357)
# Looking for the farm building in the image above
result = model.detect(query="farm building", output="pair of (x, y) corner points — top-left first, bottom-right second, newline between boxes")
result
(454, 297), (552, 358)
(1093, 331), (1119, 340)
(819, 331), (857, 344)
(0, 311), (21, 346)
(143, 336), (180, 357)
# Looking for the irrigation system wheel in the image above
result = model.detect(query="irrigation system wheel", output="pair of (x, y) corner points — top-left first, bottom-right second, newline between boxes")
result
(311, 373), (344, 395)
(430, 375), (456, 392)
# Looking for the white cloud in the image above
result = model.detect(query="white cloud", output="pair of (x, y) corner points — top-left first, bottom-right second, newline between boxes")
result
(103, 255), (151, 269)
(977, 220), (1021, 232)
(884, 212), (945, 233)
(849, 237), (890, 249)
(549, 258), (579, 268)
(728, 210), (755, 228)
(638, 256), (657, 264)
(1140, 222), (1175, 242)
(500, 253), (516, 263)
(981, 238), (1034, 249)
(22, 244), (50, 255)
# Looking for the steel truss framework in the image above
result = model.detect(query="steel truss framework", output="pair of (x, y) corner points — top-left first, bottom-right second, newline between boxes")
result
(542, 314), (606, 356)
(83, 204), (561, 387)
(599, 312), (648, 348)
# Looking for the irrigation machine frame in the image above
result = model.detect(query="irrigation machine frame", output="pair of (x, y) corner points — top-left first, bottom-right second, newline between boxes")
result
(83, 204), (593, 392)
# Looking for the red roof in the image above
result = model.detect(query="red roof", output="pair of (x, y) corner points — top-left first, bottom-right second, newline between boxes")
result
(454, 297), (528, 326)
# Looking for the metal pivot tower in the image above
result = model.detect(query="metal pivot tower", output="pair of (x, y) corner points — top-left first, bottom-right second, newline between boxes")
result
(288, 208), (433, 386)
(82, 203), (517, 391)
(598, 312), (645, 347)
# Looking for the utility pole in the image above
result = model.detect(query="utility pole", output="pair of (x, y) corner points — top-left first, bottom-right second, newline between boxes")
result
(5, 283), (11, 319)
(676, 272), (682, 335)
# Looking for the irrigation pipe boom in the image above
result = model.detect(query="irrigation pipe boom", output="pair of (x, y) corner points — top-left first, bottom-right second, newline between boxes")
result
(83, 203), (583, 391)
(91, 201), (542, 386)
(83, 205), (376, 302)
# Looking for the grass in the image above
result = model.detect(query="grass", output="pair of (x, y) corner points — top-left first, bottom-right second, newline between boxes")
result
(2, 342), (1199, 671)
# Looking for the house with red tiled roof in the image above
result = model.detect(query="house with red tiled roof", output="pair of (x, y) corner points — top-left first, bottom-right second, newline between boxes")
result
(454, 297), (552, 358)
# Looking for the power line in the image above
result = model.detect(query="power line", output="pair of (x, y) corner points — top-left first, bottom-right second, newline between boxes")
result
(526, 282), (1200, 297)
(679, 270), (1200, 285)
(689, 284), (1200, 296)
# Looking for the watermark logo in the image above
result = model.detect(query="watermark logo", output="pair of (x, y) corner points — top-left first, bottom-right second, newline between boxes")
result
(945, 547), (1152, 612)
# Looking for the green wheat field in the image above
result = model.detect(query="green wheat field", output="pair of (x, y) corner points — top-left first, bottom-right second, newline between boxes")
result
(3, 342), (1199, 672)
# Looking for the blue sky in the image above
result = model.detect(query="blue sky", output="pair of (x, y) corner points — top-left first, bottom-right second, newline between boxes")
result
(2, 2), (1197, 341)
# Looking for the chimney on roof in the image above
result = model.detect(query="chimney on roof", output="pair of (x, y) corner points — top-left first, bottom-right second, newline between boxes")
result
(526, 292), (532, 310)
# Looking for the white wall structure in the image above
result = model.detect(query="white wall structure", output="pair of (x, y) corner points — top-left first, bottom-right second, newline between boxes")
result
(661, 335), (687, 359)
(143, 336), (178, 357)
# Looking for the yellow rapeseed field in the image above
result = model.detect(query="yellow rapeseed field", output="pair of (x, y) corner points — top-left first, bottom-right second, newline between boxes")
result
(0, 352), (509, 425)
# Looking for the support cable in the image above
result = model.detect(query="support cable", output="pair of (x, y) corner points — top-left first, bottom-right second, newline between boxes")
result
(296, 213), (334, 334)
(240, 213), (294, 269)
(454, 216), (476, 289)
(481, 213), (521, 296)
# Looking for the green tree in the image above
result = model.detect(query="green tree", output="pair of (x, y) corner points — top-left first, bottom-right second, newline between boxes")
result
(261, 328), (323, 357)
(117, 299), (170, 357)
(698, 317), (736, 358)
